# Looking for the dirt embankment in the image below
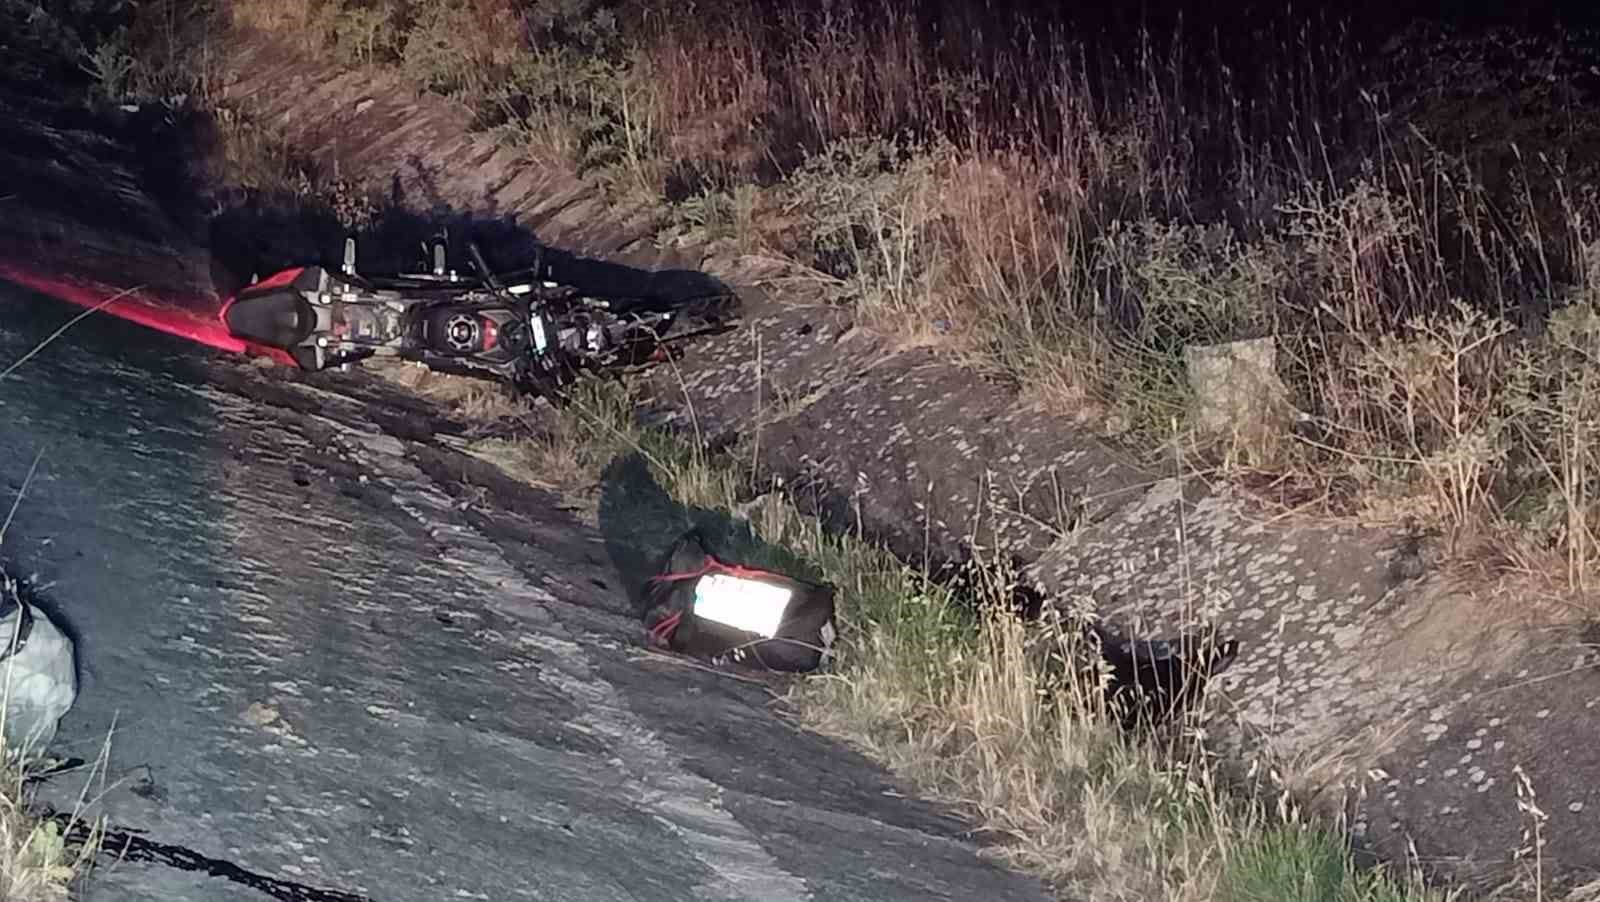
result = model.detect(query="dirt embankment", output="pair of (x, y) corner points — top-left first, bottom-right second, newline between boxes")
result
(0, 87), (212, 300)
(8, 16), (1600, 895)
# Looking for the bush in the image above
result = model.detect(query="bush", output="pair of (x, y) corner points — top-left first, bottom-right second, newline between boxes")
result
(783, 136), (949, 311)
(0, 0), (132, 86)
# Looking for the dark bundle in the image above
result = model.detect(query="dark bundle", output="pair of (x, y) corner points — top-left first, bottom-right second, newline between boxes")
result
(1083, 621), (1240, 730)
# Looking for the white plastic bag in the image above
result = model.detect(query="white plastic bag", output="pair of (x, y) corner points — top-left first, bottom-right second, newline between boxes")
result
(0, 577), (78, 758)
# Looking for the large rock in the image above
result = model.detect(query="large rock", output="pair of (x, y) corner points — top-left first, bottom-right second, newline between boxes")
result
(1183, 336), (1295, 462)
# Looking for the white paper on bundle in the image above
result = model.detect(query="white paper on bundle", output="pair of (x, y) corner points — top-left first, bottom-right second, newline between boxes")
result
(692, 573), (792, 639)
(0, 583), (78, 758)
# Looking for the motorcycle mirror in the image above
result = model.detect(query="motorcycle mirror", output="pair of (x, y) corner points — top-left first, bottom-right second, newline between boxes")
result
(342, 237), (357, 276)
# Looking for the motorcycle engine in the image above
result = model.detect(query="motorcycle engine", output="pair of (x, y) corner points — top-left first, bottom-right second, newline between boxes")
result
(556, 317), (610, 356)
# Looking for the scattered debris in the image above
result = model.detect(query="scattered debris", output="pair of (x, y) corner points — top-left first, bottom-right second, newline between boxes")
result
(1085, 621), (1241, 730)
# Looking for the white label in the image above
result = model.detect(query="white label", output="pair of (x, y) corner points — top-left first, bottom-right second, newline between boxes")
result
(531, 316), (548, 352)
(509, 284), (532, 295)
(692, 574), (792, 638)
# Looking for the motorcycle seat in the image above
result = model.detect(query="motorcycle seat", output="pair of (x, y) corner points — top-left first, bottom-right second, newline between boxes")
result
(223, 288), (317, 349)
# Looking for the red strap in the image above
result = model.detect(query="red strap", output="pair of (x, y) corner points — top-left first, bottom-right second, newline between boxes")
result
(648, 610), (683, 645)
(645, 556), (786, 644)
(647, 556), (782, 587)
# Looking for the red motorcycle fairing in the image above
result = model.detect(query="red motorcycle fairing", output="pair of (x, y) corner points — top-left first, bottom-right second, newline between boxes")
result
(0, 262), (298, 367)
(235, 266), (307, 293)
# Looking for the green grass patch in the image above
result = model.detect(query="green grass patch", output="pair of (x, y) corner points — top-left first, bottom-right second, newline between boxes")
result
(1219, 826), (1442, 902)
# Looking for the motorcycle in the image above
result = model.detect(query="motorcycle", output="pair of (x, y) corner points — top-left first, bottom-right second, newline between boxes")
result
(218, 235), (736, 395)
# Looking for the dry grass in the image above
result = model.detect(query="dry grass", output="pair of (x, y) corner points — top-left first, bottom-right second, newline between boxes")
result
(468, 376), (1460, 902)
(462, 434), (590, 493)
(227, 0), (316, 34)
(203, 103), (320, 197)
(362, 361), (603, 491)
(607, 5), (1600, 602)
(735, 20), (1596, 602)
(367, 359), (535, 423)
(0, 759), (100, 902)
